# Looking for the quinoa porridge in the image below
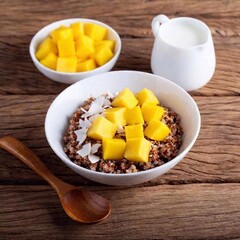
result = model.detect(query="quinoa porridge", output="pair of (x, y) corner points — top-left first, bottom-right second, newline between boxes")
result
(63, 89), (183, 174)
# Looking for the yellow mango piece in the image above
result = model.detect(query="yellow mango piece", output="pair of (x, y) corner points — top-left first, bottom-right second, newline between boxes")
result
(40, 52), (57, 70)
(94, 40), (115, 51)
(125, 124), (144, 140)
(84, 23), (107, 41)
(51, 26), (73, 42)
(112, 88), (138, 109)
(124, 138), (151, 163)
(57, 37), (75, 57)
(136, 88), (159, 106)
(126, 106), (144, 125)
(104, 107), (126, 127)
(35, 37), (58, 60)
(102, 138), (126, 160)
(70, 22), (84, 40)
(87, 116), (117, 140)
(144, 120), (171, 141)
(76, 35), (95, 59)
(141, 103), (165, 123)
(56, 57), (77, 73)
(77, 58), (96, 72)
(94, 46), (113, 66)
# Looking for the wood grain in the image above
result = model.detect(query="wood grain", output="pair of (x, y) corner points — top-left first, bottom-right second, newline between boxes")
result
(0, 0), (240, 239)
(0, 1), (239, 95)
(1, 184), (240, 239)
(0, 95), (239, 185)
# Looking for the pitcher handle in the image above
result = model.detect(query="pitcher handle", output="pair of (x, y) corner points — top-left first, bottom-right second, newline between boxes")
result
(151, 14), (170, 38)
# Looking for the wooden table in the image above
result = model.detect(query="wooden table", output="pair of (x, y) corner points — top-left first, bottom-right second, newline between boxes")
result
(0, 0), (240, 239)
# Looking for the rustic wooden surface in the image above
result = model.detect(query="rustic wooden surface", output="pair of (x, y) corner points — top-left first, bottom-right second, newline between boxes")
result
(0, 0), (240, 239)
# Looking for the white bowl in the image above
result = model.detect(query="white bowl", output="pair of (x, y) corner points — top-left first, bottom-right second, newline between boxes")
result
(29, 18), (121, 84)
(45, 71), (201, 185)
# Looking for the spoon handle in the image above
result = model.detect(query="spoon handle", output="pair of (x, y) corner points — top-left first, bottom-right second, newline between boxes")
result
(0, 136), (70, 192)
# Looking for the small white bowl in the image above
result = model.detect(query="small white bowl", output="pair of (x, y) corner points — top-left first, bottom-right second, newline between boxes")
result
(29, 18), (121, 84)
(45, 71), (201, 186)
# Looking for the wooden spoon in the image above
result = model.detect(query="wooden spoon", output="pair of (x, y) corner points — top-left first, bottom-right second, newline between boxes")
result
(0, 136), (111, 223)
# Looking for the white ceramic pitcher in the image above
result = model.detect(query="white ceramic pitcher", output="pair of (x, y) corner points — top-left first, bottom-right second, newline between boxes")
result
(151, 14), (216, 91)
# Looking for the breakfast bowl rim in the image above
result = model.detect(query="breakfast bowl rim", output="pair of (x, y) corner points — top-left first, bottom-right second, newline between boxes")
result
(45, 70), (201, 178)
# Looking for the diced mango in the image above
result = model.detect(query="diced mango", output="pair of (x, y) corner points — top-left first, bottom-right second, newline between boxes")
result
(144, 120), (171, 141)
(87, 116), (117, 140)
(112, 88), (138, 109)
(104, 107), (126, 127)
(102, 138), (126, 160)
(126, 106), (144, 125)
(40, 52), (57, 70)
(94, 46), (113, 66)
(94, 40), (115, 51)
(51, 26), (73, 42)
(124, 138), (151, 163)
(35, 37), (58, 60)
(75, 35), (95, 60)
(77, 58), (96, 72)
(57, 37), (75, 57)
(136, 88), (159, 106)
(84, 23), (107, 41)
(70, 22), (84, 40)
(56, 56), (77, 73)
(141, 103), (165, 123)
(125, 124), (144, 140)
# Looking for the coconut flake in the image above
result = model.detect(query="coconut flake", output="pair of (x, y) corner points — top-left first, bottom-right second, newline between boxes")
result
(77, 143), (91, 157)
(103, 98), (111, 108)
(79, 118), (92, 128)
(88, 154), (100, 163)
(106, 91), (114, 99)
(88, 114), (100, 122)
(80, 107), (88, 113)
(75, 127), (87, 134)
(74, 127), (88, 144)
(94, 96), (105, 106)
(77, 133), (87, 145)
(91, 143), (101, 154)
(81, 97), (104, 118)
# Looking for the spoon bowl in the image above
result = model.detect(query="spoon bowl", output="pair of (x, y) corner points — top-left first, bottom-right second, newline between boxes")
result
(0, 136), (111, 223)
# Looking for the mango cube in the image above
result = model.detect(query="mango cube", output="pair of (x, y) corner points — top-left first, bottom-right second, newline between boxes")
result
(125, 124), (144, 140)
(57, 37), (75, 57)
(102, 138), (126, 160)
(56, 57), (77, 73)
(94, 40), (115, 51)
(77, 59), (96, 72)
(51, 26), (73, 42)
(124, 138), (151, 163)
(70, 22), (84, 40)
(144, 120), (171, 141)
(87, 116), (117, 140)
(35, 37), (58, 60)
(136, 88), (159, 106)
(94, 46), (113, 66)
(126, 106), (144, 125)
(84, 23), (107, 41)
(76, 35), (95, 60)
(104, 107), (126, 127)
(40, 52), (57, 70)
(112, 88), (138, 109)
(141, 103), (165, 123)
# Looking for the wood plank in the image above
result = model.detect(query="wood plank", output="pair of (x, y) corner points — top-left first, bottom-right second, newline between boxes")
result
(0, 0), (239, 37)
(0, 1), (239, 96)
(1, 183), (240, 239)
(0, 95), (239, 185)
(0, 36), (239, 95)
